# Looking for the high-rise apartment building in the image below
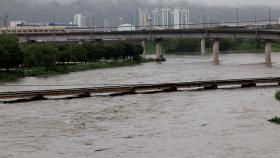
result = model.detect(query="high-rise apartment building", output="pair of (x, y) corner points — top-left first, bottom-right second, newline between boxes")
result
(136, 7), (190, 30)
(151, 8), (160, 28)
(173, 8), (181, 29)
(137, 9), (149, 30)
(73, 14), (87, 27)
(179, 8), (190, 29)
(161, 8), (170, 29)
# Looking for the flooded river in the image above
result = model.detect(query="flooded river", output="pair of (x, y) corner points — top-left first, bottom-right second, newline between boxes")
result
(1, 53), (280, 158)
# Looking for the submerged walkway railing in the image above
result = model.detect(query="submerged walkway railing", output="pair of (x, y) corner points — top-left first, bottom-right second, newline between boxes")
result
(0, 77), (280, 103)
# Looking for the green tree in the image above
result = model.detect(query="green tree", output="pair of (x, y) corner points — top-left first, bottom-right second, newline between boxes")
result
(68, 44), (87, 63)
(133, 44), (143, 62)
(23, 44), (58, 68)
(0, 34), (23, 69)
(114, 43), (125, 61)
(56, 44), (71, 64)
(162, 39), (200, 53)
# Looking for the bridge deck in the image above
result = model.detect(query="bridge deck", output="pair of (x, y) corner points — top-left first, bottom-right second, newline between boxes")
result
(13, 29), (280, 41)
(0, 77), (280, 100)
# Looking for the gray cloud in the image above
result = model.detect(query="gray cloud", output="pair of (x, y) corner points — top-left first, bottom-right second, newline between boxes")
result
(31, 0), (280, 7)
(188, 0), (279, 6)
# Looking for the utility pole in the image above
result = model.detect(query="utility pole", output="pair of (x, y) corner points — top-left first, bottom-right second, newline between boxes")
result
(92, 15), (95, 31)
(254, 12), (257, 26)
(130, 12), (133, 31)
(268, 6), (271, 25)
(52, 16), (56, 41)
(234, 8), (239, 27)
(14, 16), (17, 33)
(91, 15), (95, 42)
(217, 14), (222, 25)
(109, 16), (112, 32)
(201, 9), (205, 28)
(5, 0), (9, 29)
(4, 14), (8, 28)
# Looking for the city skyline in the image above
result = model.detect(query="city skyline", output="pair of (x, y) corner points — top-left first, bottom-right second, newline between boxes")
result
(1, 0), (280, 26)
(137, 7), (190, 30)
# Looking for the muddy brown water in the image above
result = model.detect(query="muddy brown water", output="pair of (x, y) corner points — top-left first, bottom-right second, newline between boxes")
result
(1, 53), (280, 158)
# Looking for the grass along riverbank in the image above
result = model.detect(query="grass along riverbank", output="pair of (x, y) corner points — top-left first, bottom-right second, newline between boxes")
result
(0, 59), (156, 82)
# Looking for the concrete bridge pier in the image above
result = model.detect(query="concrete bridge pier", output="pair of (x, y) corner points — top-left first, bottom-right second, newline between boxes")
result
(265, 41), (272, 65)
(156, 41), (162, 59)
(213, 40), (220, 64)
(201, 38), (206, 56)
(141, 40), (146, 58)
(155, 38), (163, 60)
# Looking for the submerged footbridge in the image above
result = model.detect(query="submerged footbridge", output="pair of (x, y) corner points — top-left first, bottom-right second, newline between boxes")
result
(15, 28), (280, 64)
(1, 77), (280, 103)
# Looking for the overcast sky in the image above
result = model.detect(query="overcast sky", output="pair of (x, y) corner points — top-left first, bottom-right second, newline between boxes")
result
(40, 0), (280, 7)
(189, 0), (279, 6)
(0, 0), (278, 24)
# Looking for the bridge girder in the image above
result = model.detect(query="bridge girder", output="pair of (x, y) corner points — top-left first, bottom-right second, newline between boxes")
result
(13, 29), (280, 42)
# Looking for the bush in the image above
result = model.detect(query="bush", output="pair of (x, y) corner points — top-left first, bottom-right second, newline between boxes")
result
(269, 92), (280, 125)
(84, 42), (142, 62)
(269, 117), (280, 124)
(275, 91), (280, 101)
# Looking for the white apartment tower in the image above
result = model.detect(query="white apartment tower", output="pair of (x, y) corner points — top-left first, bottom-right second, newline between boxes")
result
(173, 8), (181, 29)
(179, 8), (190, 29)
(136, 7), (190, 30)
(137, 9), (149, 30)
(151, 8), (160, 28)
(161, 8), (170, 29)
(73, 14), (87, 27)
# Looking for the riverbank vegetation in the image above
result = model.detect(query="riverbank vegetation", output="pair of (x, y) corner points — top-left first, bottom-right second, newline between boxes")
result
(268, 91), (280, 125)
(275, 91), (280, 101)
(269, 117), (280, 125)
(1, 60), (151, 82)
(0, 34), (155, 82)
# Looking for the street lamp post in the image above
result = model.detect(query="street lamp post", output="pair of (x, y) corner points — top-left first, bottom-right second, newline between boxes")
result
(148, 17), (152, 41)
